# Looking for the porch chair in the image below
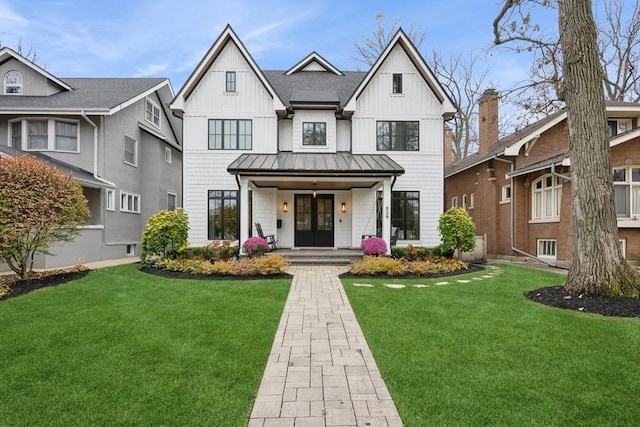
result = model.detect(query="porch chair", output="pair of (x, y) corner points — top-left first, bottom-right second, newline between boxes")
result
(254, 222), (278, 250)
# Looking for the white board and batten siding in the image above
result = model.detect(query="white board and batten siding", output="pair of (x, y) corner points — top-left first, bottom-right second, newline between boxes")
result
(182, 39), (278, 245)
(352, 43), (446, 247)
(292, 110), (337, 153)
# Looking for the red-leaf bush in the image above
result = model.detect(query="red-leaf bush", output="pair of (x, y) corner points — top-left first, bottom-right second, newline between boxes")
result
(361, 236), (387, 256)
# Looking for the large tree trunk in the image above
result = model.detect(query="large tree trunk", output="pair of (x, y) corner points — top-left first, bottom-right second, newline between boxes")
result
(560, 0), (640, 297)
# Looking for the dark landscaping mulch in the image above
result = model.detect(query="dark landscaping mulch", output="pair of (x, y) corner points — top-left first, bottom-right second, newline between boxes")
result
(525, 286), (640, 318)
(140, 266), (293, 281)
(338, 263), (484, 279)
(0, 270), (90, 301)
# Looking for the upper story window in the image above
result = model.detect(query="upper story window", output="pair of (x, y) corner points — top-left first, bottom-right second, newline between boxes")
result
(451, 196), (458, 208)
(501, 185), (512, 203)
(145, 97), (161, 129)
(532, 174), (562, 220)
(225, 71), (236, 92)
(608, 119), (632, 137)
(392, 73), (403, 94)
(124, 136), (137, 166)
(208, 119), (252, 150)
(302, 122), (326, 146)
(4, 71), (23, 94)
(613, 166), (640, 218)
(9, 118), (79, 152)
(376, 121), (419, 151)
(165, 146), (172, 163)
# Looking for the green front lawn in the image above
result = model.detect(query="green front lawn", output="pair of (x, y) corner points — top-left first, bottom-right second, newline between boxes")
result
(0, 264), (290, 427)
(342, 265), (640, 426)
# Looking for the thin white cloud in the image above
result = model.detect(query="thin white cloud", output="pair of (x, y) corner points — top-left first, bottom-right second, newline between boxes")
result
(134, 63), (170, 77)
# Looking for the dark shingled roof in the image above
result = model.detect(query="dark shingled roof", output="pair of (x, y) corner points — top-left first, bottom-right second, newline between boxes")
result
(227, 152), (404, 176)
(263, 71), (366, 108)
(0, 78), (166, 111)
(0, 144), (111, 187)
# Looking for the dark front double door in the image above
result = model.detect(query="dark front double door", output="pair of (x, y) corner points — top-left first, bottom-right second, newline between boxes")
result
(295, 194), (334, 247)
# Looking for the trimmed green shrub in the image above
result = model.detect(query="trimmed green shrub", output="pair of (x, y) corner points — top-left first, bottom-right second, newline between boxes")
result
(391, 246), (408, 259)
(438, 208), (476, 256)
(141, 208), (188, 264)
(432, 244), (455, 259)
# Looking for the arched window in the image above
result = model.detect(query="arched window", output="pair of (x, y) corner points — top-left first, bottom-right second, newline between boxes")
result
(531, 174), (563, 220)
(4, 71), (23, 94)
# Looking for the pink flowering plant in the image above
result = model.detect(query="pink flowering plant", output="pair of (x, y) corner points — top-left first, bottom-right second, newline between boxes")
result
(242, 236), (269, 257)
(361, 236), (387, 256)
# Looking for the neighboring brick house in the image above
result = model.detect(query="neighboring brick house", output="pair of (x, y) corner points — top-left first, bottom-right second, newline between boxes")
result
(445, 89), (640, 266)
(171, 25), (455, 253)
(0, 47), (183, 269)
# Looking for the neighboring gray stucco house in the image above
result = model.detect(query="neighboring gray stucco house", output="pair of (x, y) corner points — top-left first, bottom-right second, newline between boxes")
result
(171, 25), (455, 253)
(0, 47), (182, 269)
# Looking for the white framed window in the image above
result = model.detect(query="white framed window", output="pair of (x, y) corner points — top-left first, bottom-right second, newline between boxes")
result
(608, 119), (632, 137)
(120, 191), (140, 213)
(9, 118), (79, 152)
(145, 97), (161, 129)
(469, 193), (475, 209)
(124, 137), (137, 167)
(164, 146), (172, 163)
(106, 189), (115, 211)
(532, 174), (562, 220)
(451, 196), (459, 208)
(613, 167), (640, 218)
(501, 185), (512, 203)
(462, 194), (468, 210)
(4, 70), (23, 94)
(619, 239), (627, 258)
(126, 244), (135, 256)
(537, 239), (557, 259)
(167, 192), (177, 211)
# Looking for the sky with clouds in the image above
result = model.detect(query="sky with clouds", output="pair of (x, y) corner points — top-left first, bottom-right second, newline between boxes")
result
(0, 0), (564, 93)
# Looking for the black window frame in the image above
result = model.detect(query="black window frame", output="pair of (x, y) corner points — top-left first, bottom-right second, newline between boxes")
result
(208, 190), (239, 240)
(376, 121), (419, 151)
(302, 122), (327, 146)
(392, 191), (420, 240)
(392, 73), (403, 94)
(225, 71), (236, 92)
(208, 119), (252, 150)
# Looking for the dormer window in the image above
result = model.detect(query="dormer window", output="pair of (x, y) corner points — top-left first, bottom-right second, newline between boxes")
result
(226, 71), (236, 92)
(4, 71), (23, 94)
(392, 73), (403, 94)
(145, 97), (161, 129)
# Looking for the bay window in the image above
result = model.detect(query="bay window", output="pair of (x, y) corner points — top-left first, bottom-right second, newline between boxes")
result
(10, 118), (79, 152)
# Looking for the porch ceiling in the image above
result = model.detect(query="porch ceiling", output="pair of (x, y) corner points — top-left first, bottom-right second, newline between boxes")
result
(251, 178), (379, 190)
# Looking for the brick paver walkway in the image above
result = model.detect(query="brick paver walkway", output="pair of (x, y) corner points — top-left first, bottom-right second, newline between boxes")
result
(248, 266), (403, 427)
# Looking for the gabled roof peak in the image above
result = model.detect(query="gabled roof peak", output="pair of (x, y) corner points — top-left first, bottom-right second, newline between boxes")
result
(285, 51), (344, 76)
(0, 47), (72, 92)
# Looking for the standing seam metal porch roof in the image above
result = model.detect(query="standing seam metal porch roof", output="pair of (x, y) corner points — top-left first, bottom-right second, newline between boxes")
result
(227, 152), (405, 176)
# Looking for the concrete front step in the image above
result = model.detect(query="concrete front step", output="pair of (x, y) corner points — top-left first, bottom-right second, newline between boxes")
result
(273, 249), (363, 266)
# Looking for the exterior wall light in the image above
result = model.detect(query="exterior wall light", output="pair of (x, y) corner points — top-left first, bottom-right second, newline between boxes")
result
(283, 202), (288, 212)
(341, 202), (346, 213)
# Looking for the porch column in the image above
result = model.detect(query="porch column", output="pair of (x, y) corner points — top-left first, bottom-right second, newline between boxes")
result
(382, 178), (392, 255)
(239, 177), (250, 254)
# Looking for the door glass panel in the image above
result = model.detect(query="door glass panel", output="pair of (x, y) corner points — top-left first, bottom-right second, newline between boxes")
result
(296, 197), (312, 230)
(317, 198), (333, 231)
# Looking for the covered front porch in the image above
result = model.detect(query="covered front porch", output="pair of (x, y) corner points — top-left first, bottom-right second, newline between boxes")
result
(227, 152), (404, 254)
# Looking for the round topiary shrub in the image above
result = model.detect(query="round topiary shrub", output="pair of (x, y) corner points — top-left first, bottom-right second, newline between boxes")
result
(361, 236), (387, 256)
(242, 236), (269, 258)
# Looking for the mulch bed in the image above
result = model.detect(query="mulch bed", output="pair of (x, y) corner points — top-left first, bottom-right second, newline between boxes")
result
(338, 263), (484, 279)
(140, 266), (293, 281)
(0, 270), (90, 301)
(525, 286), (640, 318)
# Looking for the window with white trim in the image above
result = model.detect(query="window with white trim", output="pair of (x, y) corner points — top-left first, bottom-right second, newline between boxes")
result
(462, 194), (468, 210)
(537, 239), (557, 259)
(106, 189), (115, 211)
(126, 244), (135, 256)
(451, 196), (458, 208)
(145, 97), (161, 128)
(164, 146), (172, 163)
(608, 119), (632, 137)
(469, 193), (475, 209)
(619, 239), (627, 258)
(613, 167), (640, 218)
(532, 174), (562, 220)
(501, 185), (512, 203)
(124, 137), (137, 166)
(9, 118), (79, 152)
(167, 192), (177, 211)
(4, 71), (22, 94)
(120, 191), (140, 213)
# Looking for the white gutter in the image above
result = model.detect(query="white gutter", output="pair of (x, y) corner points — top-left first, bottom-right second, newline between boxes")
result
(81, 111), (116, 187)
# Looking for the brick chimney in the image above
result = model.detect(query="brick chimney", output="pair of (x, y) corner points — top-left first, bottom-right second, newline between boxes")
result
(478, 88), (499, 154)
(444, 125), (454, 167)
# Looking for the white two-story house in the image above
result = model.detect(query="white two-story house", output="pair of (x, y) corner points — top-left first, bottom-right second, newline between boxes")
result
(171, 25), (455, 253)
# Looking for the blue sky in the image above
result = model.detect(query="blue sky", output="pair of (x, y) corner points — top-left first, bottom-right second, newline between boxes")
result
(0, 0), (560, 92)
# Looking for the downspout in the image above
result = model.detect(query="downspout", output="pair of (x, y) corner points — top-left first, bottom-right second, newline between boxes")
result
(81, 111), (116, 187)
(493, 155), (557, 267)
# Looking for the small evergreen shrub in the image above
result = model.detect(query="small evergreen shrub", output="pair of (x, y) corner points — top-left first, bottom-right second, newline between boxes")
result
(242, 237), (269, 257)
(361, 236), (387, 256)
(391, 246), (408, 259)
(432, 244), (455, 258)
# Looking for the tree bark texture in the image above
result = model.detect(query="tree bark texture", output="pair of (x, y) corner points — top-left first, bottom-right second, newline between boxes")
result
(559, 0), (640, 297)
